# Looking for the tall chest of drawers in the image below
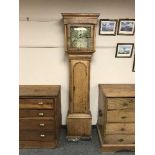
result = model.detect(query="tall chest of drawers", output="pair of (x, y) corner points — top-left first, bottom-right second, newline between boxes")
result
(97, 84), (135, 152)
(19, 85), (61, 148)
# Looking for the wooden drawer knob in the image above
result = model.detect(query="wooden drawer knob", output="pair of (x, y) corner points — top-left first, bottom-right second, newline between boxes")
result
(38, 102), (43, 105)
(118, 138), (124, 142)
(122, 103), (128, 106)
(39, 123), (45, 127)
(38, 112), (44, 116)
(40, 134), (45, 138)
(121, 116), (127, 119)
(120, 128), (125, 131)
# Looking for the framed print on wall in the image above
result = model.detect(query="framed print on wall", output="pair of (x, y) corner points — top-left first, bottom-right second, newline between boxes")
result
(99, 19), (117, 35)
(118, 19), (135, 35)
(132, 55), (135, 72)
(115, 43), (134, 58)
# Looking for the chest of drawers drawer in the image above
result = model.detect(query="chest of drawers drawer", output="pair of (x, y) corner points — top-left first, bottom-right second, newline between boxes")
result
(105, 123), (135, 134)
(104, 135), (135, 144)
(97, 84), (135, 152)
(20, 109), (54, 118)
(19, 98), (54, 109)
(107, 98), (135, 110)
(20, 118), (55, 130)
(19, 85), (61, 149)
(107, 110), (135, 123)
(20, 130), (56, 141)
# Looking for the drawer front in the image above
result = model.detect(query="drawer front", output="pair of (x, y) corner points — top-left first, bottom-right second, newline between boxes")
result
(19, 141), (57, 148)
(20, 130), (56, 141)
(105, 123), (135, 134)
(107, 98), (135, 110)
(107, 110), (135, 122)
(20, 109), (54, 118)
(19, 99), (54, 109)
(20, 119), (55, 130)
(104, 135), (135, 144)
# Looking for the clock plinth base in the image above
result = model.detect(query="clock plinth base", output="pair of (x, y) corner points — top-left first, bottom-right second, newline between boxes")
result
(66, 112), (92, 139)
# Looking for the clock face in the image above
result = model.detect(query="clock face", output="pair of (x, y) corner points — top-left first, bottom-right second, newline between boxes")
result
(70, 26), (91, 49)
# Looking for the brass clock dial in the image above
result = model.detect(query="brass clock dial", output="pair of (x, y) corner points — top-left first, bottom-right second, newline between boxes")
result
(70, 26), (91, 48)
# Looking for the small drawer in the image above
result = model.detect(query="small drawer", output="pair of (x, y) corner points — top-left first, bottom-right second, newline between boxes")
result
(107, 98), (135, 110)
(20, 130), (55, 141)
(104, 135), (135, 144)
(107, 110), (135, 123)
(19, 99), (54, 109)
(105, 123), (135, 134)
(20, 109), (54, 118)
(20, 118), (55, 130)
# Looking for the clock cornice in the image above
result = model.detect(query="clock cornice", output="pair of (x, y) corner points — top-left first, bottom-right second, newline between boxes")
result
(62, 13), (100, 24)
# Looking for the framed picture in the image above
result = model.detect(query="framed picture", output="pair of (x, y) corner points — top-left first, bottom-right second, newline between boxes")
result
(99, 19), (117, 35)
(115, 43), (134, 58)
(132, 55), (135, 72)
(118, 19), (135, 35)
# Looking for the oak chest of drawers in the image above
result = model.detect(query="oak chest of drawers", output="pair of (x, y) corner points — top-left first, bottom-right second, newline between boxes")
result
(19, 85), (61, 148)
(97, 84), (135, 152)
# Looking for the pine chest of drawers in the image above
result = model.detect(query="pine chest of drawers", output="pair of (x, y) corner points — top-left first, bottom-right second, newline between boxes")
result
(97, 84), (135, 152)
(19, 85), (61, 148)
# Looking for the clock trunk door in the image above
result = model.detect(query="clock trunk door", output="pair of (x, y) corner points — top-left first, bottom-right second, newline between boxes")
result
(70, 60), (90, 113)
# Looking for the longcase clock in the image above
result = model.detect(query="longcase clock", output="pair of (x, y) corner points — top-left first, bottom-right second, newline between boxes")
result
(62, 13), (100, 140)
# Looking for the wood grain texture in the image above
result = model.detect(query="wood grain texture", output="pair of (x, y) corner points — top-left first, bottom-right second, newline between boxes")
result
(97, 84), (135, 152)
(19, 85), (61, 148)
(73, 62), (88, 113)
(62, 13), (99, 139)
(20, 109), (54, 118)
(67, 57), (91, 138)
(107, 98), (135, 110)
(99, 84), (135, 97)
(69, 59), (90, 114)
(105, 123), (135, 134)
(107, 110), (135, 123)
(20, 141), (57, 149)
(97, 125), (135, 152)
(19, 99), (54, 109)
(19, 85), (60, 97)
(62, 13), (99, 54)
(67, 113), (91, 137)
(104, 135), (135, 144)
(20, 130), (56, 141)
(20, 118), (55, 130)
(62, 13), (100, 24)
(100, 144), (134, 152)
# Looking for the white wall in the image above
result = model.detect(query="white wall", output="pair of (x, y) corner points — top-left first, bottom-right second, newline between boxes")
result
(19, 0), (135, 125)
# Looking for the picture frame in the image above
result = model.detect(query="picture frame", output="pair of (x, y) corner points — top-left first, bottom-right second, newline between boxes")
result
(99, 19), (117, 35)
(132, 55), (135, 72)
(118, 19), (135, 35)
(115, 43), (134, 58)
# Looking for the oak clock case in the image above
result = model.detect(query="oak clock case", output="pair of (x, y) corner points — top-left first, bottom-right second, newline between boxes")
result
(62, 13), (100, 140)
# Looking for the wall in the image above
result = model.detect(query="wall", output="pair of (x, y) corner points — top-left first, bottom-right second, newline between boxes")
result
(19, 0), (135, 125)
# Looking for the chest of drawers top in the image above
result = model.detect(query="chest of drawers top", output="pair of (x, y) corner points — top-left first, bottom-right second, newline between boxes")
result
(19, 85), (60, 98)
(99, 84), (135, 98)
